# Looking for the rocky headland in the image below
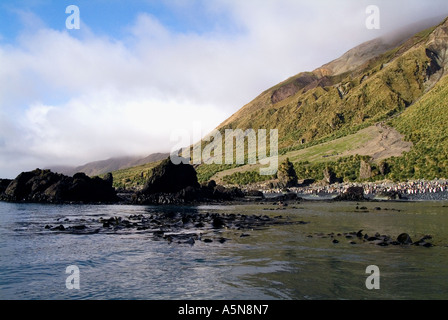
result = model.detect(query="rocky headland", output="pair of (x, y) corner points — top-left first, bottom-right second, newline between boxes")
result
(0, 169), (118, 203)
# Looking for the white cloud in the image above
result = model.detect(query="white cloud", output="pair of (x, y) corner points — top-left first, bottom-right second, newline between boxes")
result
(0, 0), (447, 178)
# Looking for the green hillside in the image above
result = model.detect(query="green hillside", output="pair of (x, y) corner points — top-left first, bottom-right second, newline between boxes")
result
(218, 25), (443, 151)
(387, 74), (448, 180)
(109, 17), (448, 188)
(109, 160), (163, 190)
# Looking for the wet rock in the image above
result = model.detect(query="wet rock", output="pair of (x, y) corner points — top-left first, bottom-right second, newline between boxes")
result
(245, 190), (264, 198)
(397, 233), (413, 244)
(334, 186), (366, 201)
(378, 191), (403, 200)
(71, 225), (87, 230)
(212, 216), (225, 229)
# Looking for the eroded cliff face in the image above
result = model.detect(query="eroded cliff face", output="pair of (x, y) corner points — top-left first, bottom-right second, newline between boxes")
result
(424, 18), (448, 89)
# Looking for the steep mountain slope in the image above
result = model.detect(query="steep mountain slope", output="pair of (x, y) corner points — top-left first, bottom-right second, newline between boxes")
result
(217, 17), (448, 151)
(387, 73), (448, 180)
(100, 17), (448, 187)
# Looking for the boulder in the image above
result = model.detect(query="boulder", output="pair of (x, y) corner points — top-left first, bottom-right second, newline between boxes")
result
(334, 186), (366, 201)
(141, 158), (199, 195)
(244, 189), (264, 198)
(397, 233), (413, 244)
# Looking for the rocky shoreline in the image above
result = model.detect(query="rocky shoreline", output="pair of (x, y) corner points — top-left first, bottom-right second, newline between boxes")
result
(1, 163), (443, 249)
(1, 160), (448, 205)
(39, 201), (439, 248)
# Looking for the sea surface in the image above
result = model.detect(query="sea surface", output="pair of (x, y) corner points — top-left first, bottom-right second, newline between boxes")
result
(1, 200), (447, 300)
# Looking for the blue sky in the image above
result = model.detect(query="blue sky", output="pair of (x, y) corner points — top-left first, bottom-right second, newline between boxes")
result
(0, 0), (240, 42)
(0, 0), (447, 178)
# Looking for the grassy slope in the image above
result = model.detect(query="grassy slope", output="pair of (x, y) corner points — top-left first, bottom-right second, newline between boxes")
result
(387, 74), (448, 180)
(217, 27), (435, 151)
(109, 160), (163, 190)
(107, 20), (447, 188)
(218, 74), (448, 185)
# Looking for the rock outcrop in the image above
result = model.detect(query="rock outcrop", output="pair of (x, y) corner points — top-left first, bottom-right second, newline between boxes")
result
(359, 160), (373, 180)
(133, 159), (244, 204)
(0, 179), (12, 195)
(277, 158), (298, 188)
(323, 167), (341, 185)
(0, 169), (118, 203)
(141, 158), (200, 195)
(334, 186), (367, 201)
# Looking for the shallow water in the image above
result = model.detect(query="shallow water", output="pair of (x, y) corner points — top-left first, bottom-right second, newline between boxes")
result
(0, 200), (447, 300)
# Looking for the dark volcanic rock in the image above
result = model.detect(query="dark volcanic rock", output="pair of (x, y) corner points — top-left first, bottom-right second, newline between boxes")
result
(378, 191), (403, 200)
(244, 189), (264, 198)
(334, 186), (367, 201)
(397, 233), (413, 244)
(133, 183), (245, 205)
(141, 158), (199, 195)
(0, 169), (118, 203)
(0, 179), (12, 195)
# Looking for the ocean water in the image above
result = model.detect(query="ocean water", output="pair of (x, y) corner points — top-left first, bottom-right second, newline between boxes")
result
(0, 200), (447, 300)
